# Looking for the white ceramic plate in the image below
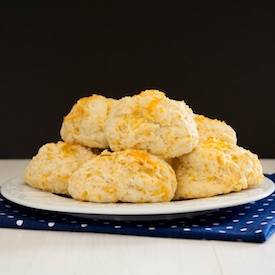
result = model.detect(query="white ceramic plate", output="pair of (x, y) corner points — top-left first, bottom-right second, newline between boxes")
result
(1, 176), (274, 220)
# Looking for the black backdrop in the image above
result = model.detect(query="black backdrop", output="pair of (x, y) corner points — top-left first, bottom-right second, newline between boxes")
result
(1, 1), (275, 158)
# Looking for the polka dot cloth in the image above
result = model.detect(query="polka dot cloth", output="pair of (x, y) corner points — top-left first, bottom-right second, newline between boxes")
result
(0, 174), (274, 243)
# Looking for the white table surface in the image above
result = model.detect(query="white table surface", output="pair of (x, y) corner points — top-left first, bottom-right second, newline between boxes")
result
(0, 159), (274, 275)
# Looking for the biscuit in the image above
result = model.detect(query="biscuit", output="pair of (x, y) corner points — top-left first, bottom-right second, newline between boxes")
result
(24, 141), (96, 195)
(60, 94), (116, 148)
(195, 114), (237, 144)
(104, 90), (199, 158)
(173, 138), (263, 200)
(68, 149), (177, 203)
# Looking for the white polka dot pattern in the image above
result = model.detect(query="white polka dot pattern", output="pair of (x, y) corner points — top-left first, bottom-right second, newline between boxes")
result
(0, 174), (274, 243)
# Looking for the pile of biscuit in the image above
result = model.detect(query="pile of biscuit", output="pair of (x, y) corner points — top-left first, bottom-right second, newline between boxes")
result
(24, 90), (264, 203)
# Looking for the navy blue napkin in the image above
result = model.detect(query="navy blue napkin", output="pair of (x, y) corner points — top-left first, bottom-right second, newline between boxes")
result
(0, 174), (274, 243)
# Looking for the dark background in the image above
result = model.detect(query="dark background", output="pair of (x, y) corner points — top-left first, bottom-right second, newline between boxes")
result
(1, 1), (275, 159)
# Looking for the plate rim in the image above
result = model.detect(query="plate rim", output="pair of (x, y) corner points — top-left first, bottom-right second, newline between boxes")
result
(1, 176), (274, 216)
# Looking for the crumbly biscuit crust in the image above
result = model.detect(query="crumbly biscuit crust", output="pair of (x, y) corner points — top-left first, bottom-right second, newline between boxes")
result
(195, 114), (237, 144)
(173, 138), (263, 200)
(24, 141), (96, 195)
(105, 90), (199, 158)
(69, 149), (177, 203)
(61, 94), (115, 148)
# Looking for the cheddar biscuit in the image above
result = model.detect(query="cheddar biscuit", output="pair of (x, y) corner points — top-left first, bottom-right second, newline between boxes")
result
(60, 94), (116, 148)
(173, 138), (263, 200)
(68, 149), (177, 203)
(195, 114), (237, 144)
(104, 90), (199, 158)
(24, 141), (96, 195)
